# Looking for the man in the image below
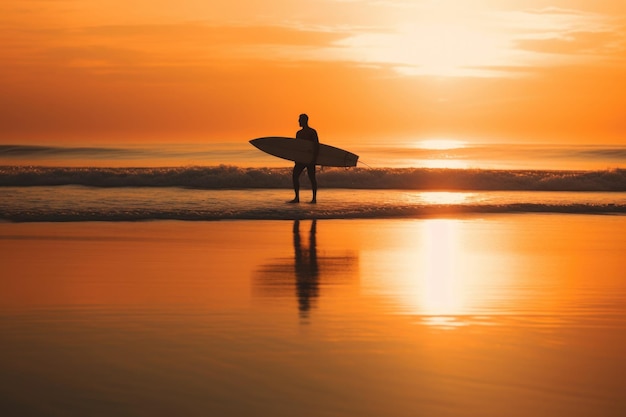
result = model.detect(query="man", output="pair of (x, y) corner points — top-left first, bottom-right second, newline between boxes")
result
(290, 114), (319, 204)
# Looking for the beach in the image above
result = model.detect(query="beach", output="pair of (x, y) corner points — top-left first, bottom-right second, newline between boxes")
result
(4, 0), (626, 415)
(1, 215), (625, 416)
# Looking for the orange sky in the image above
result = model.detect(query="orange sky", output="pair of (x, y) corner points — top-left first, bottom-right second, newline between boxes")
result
(1, 0), (625, 146)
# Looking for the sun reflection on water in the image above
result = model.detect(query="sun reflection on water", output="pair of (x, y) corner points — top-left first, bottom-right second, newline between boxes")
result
(359, 215), (626, 335)
(419, 159), (470, 169)
(364, 219), (492, 330)
(417, 219), (467, 328)
(400, 191), (477, 208)
(418, 139), (467, 150)
(418, 192), (474, 205)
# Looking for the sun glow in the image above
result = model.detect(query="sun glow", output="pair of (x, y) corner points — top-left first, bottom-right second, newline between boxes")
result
(390, 22), (507, 77)
(335, 3), (515, 78)
(418, 139), (466, 150)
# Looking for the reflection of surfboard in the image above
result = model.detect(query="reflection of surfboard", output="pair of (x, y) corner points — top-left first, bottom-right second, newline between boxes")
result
(250, 137), (359, 167)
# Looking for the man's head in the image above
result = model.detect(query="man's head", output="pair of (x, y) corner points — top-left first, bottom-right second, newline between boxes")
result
(298, 114), (309, 127)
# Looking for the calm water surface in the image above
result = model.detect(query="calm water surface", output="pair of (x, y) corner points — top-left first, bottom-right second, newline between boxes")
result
(1, 216), (625, 416)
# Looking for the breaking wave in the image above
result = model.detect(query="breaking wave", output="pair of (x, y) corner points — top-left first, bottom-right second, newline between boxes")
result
(2, 165), (626, 191)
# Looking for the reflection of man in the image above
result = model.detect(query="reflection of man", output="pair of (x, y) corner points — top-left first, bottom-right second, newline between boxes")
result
(293, 219), (319, 318)
(290, 114), (319, 204)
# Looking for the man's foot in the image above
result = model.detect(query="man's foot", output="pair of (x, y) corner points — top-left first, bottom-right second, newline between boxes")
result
(309, 199), (317, 204)
(288, 198), (300, 204)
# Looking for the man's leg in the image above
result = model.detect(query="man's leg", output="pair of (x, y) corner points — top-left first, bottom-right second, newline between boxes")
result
(291, 164), (305, 203)
(307, 164), (317, 203)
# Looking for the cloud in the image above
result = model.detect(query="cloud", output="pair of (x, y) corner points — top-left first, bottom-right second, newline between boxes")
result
(80, 23), (348, 47)
(502, 8), (626, 69)
(323, 6), (626, 77)
(515, 30), (625, 56)
(5, 0), (624, 80)
(1, 21), (354, 76)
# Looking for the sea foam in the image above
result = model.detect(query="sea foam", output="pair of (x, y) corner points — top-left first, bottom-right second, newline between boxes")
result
(1, 166), (625, 191)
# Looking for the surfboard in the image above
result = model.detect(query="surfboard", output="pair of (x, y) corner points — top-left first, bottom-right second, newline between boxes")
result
(250, 137), (359, 167)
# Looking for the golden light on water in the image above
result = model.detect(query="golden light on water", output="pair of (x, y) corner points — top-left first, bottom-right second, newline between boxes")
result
(418, 220), (465, 320)
(363, 219), (478, 329)
(420, 159), (469, 169)
(360, 216), (626, 331)
(418, 139), (467, 150)
(401, 191), (474, 206)
(361, 219), (510, 329)
(419, 192), (473, 205)
(410, 139), (469, 168)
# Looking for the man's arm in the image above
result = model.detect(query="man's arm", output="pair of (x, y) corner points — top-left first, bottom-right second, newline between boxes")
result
(311, 130), (320, 165)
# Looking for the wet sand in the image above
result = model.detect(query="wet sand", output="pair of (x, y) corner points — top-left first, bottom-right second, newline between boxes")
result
(1, 215), (625, 416)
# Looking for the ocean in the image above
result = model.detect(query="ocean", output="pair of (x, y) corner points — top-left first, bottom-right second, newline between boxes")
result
(1, 142), (625, 222)
(2, 141), (626, 416)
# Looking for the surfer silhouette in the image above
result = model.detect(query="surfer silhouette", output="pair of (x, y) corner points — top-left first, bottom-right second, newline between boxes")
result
(290, 114), (319, 204)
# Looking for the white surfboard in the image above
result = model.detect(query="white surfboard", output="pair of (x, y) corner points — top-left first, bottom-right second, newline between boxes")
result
(250, 137), (358, 167)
